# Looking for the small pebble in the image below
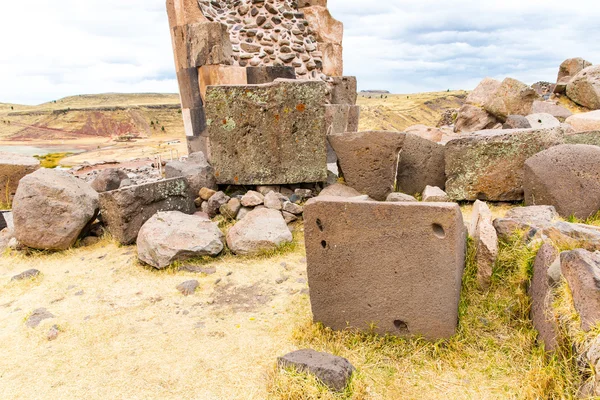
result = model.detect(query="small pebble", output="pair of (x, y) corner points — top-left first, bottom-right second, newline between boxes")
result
(177, 280), (199, 296)
(47, 325), (60, 341)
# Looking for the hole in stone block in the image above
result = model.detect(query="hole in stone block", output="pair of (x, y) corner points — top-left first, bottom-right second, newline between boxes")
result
(432, 223), (446, 239)
(394, 320), (409, 333)
(321, 240), (327, 249)
(316, 218), (324, 232)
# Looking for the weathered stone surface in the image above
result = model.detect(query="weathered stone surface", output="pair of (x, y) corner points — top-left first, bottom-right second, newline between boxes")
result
(206, 80), (328, 185)
(226, 208), (292, 255)
(526, 113), (561, 129)
(304, 197), (466, 339)
(454, 104), (499, 133)
(561, 249), (600, 331)
(466, 78), (501, 106)
(566, 66), (600, 110)
(493, 206), (559, 241)
(404, 125), (443, 143)
(542, 221), (600, 251)
(386, 193), (418, 202)
(219, 198), (241, 219)
(25, 308), (54, 328)
(328, 131), (405, 201)
(532, 101), (573, 121)
(329, 76), (357, 105)
(524, 144), (600, 219)
(246, 66), (296, 84)
(206, 191), (230, 217)
(99, 177), (195, 245)
(137, 211), (223, 269)
(319, 42), (343, 76)
(530, 243), (560, 351)
(165, 151), (217, 196)
(176, 280), (200, 296)
(172, 22), (233, 70)
(444, 127), (564, 201)
(90, 169), (128, 193)
(198, 65), (247, 102)
(470, 201), (497, 290)
(241, 191), (264, 207)
(199, 187), (216, 201)
(277, 349), (355, 392)
(264, 191), (287, 210)
(503, 115), (531, 129)
(324, 105), (360, 137)
(558, 58), (593, 84)
(483, 78), (540, 121)
(565, 110), (600, 133)
(302, 6), (343, 45)
(298, 0), (328, 7)
(0, 152), (40, 205)
(12, 169), (99, 251)
(318, 183), (361, 198)
(11, 269), (41, 281)
(396, 133), (446, 195)
(422, 186), (449, 202)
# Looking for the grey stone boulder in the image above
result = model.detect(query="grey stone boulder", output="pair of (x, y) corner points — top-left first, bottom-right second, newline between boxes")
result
(524, 144), (600, 219)
(277, 349), (355, 392)
(165, 151), (217, 196)
(318, 183), (362, 198)
(386, 193), (418, 202)
(556, 58), (593, 94)
(241, 191), (264, 207)
(483, 78), (540, 121)
(561, 249), (600, 331)
(470, 200), (498, 290)
(226, 208), (292, 255)
(264, 191), (286, 210)
(422, 186), (449, 202)
(219, 198), (241, 220)
(11, 269), (41, 281)
(526, 113), (561, 129)
(493, 205), (559, 241)
(502, 115), (531, 129)
(206, 191), (230, 218)
(90, 169), (128, 193)
(396, 133), (446, 195)
(99, 177), (195, 245)
(12, 169), (99, 251)
(176, 280), (200, 296)
(137, 211), (224, 269)
(531, 101), (573, 121)
(454, 104), (499, 133)
(565, 110), (600, 133)
(566, 65), (600, 109)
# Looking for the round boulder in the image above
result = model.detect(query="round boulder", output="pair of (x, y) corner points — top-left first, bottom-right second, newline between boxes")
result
(90, 168), (128, 192)
(12, 169), (99, 250)
(566, 66), (600, 110)
(226, 208), (292, 255)
(565, 110), (600, 133)
(137, 211), (224, 269)
(524, 144), (600, 219)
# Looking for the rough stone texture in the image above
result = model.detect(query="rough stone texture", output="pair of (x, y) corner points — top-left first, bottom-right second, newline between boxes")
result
(137, 211), (223, 269)
(198, 65), (247, 102)
(176, 280), (200, 296)
(396, 133), (446, 195)
(526, 113), (561, 129)
(566, 110), (600, 133)
(543, 221), (600, 252)
(386, 193), (418, 202)
(226, 208), (292, 255)
(558, 58), (593, 84)
(99, 177), (195, 245)
(493, 206), (559, 241)
(11, 269), (41, 281)
(277, 349), (355, 392)
(25, 308), (54, 328)
(220, 198), (241, 219)
(483, 78), (540, 121)
(12, 169), (99, 251)
(561, 249), (600, 331)
(422, 186), (450, 202)
(206, 80), (328, 185)
(304, 197), (466, 339)
(466, 78), (501, 106)
(246, 66), (296, 85)
(529, 243), (560, 351)
(503, 115), (531, 129)
(206, 191), (230, 217)
(264, 191), (286, 210)
(532, 101), (573, 121)
(444, 127), (564, 201)
(318, 183), (361, 198)
(454, 104), (499, 133)
(199, 187), (216, 201)
(328, 131), (405, 201)
(524, 144), (600, 219)
(165, 151), (217, 196)
(470, 200), (497, 290)
(324, 104), (360, 136)
(171, 22), (233, 70)
(90, 169), (128, 193)
(241, 191), (264, 207)
(404, 125), (443, 143)
(329, 76), (357, 105)
(566, 66), (600, 110)
(0, 152), (40, 205)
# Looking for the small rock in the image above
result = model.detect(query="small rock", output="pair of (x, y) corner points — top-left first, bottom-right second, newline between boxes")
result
(177, 280), (200, 296)
(178, 265), (217, 274)
(241, 190), (265, 207)
(26, 308), (55, 328)
(283, 201), (303, 215)
(264, 191), (285, 210)
(199, 187), (217, 201)
(422, 186), (450, 202)
(386, 193), (418, 202)
(11, 269), (40, 281)
(47, 325), (60, 341)
(282, 211), (298, 224)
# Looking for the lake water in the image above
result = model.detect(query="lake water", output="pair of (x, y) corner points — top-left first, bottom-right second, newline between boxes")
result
(0, 145), (85, 157)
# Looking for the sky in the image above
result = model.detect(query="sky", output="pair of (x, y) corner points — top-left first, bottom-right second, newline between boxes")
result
(1, 0), (600, 105)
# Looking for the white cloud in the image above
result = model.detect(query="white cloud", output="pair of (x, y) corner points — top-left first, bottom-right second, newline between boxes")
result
(1, 0), (599, 103)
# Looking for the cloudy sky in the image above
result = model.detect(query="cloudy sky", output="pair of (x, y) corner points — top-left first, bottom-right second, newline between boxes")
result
(1, 0), (600, 104)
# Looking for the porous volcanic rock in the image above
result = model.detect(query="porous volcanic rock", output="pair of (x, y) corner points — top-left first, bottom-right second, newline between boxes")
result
(396, 133), (446, 195)
(566, 66), (600, 110)
(226, 208), (292, 255)
(165, 151), (217, 195)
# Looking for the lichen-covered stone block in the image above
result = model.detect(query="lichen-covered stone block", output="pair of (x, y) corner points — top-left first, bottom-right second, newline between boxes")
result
(246, 66), (296, 84)
(172, 22), (233, 70)
(198, 65), (247, 102)
(205, 80), (328, 185)
(304, 197), (466, 340)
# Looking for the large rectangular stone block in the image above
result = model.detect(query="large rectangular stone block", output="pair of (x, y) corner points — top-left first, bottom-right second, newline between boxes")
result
(0, 153), (40, 205)
(304, 197), (466, 340)
(330, 76), (357, 105)
(172, 22), (233, 70)
(182, 107), (207, 137)
(177, 67), (203, 109)
(205, 80), (328, 185)
(198, 65), (247, 102)
(246, 66), (296, 84)
(397, 133), (446, 195)
(99, 178), (195, 245)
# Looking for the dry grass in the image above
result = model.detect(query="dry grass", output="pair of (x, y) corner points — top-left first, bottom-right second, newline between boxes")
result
(0, 208), (583, 399)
